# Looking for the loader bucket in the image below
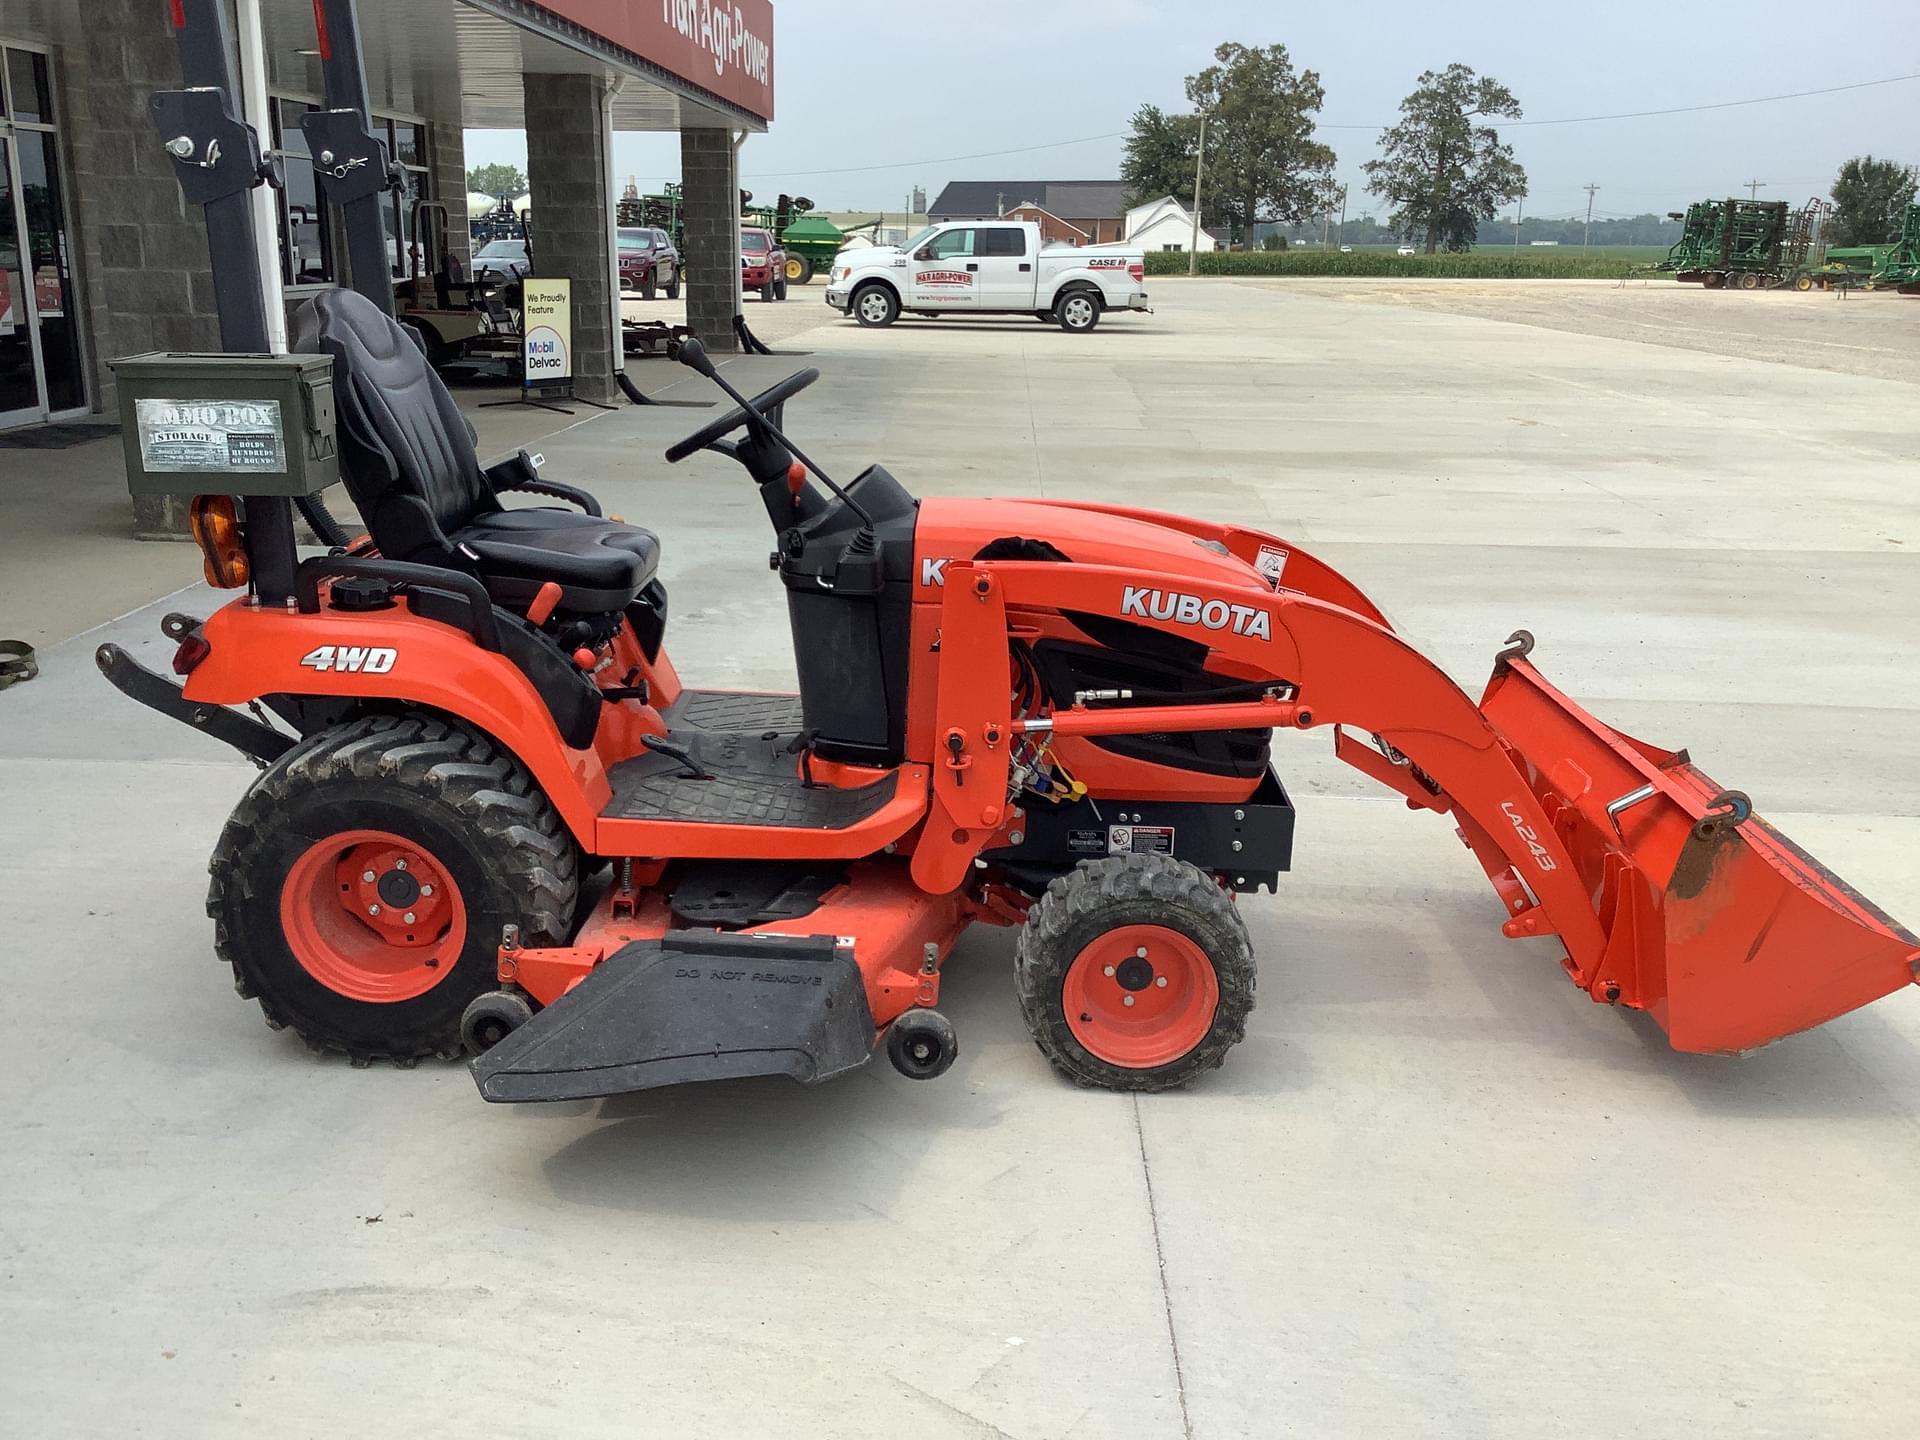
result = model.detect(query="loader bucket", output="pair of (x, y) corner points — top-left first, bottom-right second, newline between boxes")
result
(1479, 643), (1919, 1053)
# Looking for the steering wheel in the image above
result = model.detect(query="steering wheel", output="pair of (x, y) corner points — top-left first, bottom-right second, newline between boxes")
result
(664, 368), (820, 463)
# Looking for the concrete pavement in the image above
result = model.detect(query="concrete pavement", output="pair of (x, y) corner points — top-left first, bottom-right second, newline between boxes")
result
(2, 278), (1916, 1438)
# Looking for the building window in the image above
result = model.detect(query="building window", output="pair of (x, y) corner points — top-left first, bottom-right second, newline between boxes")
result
(270, 101), (431, 288)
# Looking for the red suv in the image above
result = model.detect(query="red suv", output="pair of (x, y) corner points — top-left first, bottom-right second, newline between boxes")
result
(618, 227), (680, 300)
(741, 227), (788, 302)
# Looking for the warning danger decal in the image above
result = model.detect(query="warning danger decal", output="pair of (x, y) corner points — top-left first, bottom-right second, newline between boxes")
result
(1109, 824), (1174, 856)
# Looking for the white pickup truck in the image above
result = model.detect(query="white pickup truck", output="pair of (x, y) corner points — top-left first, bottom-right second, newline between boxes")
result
(824, 219), (1150, 333)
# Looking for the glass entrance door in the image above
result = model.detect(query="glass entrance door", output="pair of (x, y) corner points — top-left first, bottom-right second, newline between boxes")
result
(0, 134), (41, 428)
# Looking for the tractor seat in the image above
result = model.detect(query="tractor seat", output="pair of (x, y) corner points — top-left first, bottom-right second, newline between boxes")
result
(293, 287), (658, 616)
(453, 508), (659, 614)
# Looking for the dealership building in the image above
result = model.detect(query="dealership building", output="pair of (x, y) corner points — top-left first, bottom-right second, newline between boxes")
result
(0, 0), (775, 439)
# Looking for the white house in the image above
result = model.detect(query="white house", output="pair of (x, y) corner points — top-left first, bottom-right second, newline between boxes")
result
(1124, 195), (1217, 253)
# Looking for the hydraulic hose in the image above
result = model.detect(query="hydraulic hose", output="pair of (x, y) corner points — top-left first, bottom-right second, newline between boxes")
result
(296, 492), (353, 549)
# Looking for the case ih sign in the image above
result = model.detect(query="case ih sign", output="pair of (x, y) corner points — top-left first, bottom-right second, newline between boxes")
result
(539, 1), (775, 121)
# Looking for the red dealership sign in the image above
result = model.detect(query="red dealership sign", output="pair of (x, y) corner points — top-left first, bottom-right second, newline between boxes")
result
(537, 1), (775, 121)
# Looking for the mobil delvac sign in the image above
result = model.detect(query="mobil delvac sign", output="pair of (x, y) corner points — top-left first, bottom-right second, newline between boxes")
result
(539, 1), (775, 121)
(522, 280), (573, 395)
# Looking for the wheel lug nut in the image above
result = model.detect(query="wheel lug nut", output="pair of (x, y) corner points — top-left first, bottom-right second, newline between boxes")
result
(1123, 994), (1136, 1007)
(1156, 976), (1168, 987)
(368, 904), (381, 916)
(1103, 965), (1115, 977)
(394, 858), (409, 872)
(1135, 946), (1148, 958)
(420, 884), (434, 897)
(362, 870), (376, 883)
(404, 912), (416, 924)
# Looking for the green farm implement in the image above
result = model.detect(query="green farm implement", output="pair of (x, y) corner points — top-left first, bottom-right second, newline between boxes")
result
(1871, 201), (1920, 293)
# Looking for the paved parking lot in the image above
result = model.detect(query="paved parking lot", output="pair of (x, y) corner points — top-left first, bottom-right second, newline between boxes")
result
(3, 278), (1917, 1438)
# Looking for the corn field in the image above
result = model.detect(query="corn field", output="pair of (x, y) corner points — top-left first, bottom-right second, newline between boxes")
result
(1145, 250), (1657, 280)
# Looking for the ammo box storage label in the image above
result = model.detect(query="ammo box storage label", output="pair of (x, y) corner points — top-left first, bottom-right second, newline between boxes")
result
(134, 398), (286, 474)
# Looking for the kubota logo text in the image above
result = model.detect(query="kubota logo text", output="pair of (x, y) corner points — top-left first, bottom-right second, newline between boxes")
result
(1121, 586), (1272, 640)
(921, 557), (951, 587)
(1501, 800), (1557, 872)
(299, 645), (397, 674)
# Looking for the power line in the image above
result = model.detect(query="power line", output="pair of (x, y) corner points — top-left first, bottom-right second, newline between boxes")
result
(1319, 71), (1919, 130)
(743, 71), (1919, 183)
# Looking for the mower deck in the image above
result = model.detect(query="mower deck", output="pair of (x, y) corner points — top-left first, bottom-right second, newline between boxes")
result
(473, 931), (873, 1102)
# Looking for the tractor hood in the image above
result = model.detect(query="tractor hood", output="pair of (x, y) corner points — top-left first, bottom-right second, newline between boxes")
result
(912, 497), (1389, 627)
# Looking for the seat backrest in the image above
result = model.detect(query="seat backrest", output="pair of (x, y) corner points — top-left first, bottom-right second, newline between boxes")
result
(291, 288), (494, 561)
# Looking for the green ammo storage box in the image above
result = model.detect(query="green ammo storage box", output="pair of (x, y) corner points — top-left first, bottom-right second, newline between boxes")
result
(108, 351), (339, 497)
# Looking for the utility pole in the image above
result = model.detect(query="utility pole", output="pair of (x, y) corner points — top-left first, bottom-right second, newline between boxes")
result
(1513, 196), (1523, 253)
(1744, 178), (1765, 200)
(1187, 112), (1208, 275)
(1336, 185), (1347, 248)
(1582, 183), (1599, 252)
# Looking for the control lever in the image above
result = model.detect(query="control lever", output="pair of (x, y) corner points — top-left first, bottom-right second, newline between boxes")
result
(641, 733), (713, 781)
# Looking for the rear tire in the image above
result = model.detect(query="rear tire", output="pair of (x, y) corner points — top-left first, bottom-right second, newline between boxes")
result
(207, 714), (579, 1064)
(786, 255), (814, 285)
(1737, 271), (1762, 291)
(1015, 854), (1254, 1091)
(1055, 288), (1102, 333)
(852, 282), (899, 327)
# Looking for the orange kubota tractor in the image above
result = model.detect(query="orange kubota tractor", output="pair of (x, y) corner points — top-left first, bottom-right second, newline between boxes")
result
(104, 286), (1920, 1101)
(106, 0), (1917, 1106)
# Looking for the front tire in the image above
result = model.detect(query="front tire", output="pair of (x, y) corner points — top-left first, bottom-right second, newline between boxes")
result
(774, 278), (788, 301)
(207, 714), (579, 1064)
(666, 270), (682, 300)
(1015, 854), (1254, 1091)
(1055, 288), (1102, 332)
(852, 282), (899, 327)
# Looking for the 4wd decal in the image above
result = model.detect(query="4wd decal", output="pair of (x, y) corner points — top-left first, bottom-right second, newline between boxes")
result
(917, 270), (973, 286)
(1501, 800), (1558, 873)
(299, 645), (397, 674)
(920, 557), (951, 587)
(1121, 586), (1272, 641)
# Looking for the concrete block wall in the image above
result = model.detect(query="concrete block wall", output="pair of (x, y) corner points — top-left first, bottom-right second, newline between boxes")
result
(62, 0), (222, 535)
(426, 119), (471, 276)
(679, 127), (739, 353)
(524, 72), (616, 403)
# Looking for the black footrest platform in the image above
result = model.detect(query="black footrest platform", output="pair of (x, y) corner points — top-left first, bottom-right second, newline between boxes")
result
(471, 932), (874, 1103)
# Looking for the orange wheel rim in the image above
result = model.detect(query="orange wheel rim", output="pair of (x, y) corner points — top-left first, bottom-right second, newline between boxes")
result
(280, 829), (466, 1003)
(1062, 924), (1219, 1068)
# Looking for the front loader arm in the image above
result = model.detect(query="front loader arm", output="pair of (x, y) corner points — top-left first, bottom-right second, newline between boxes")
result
(930, 556), (1918, 1054)
(927, 558), (1606, 972)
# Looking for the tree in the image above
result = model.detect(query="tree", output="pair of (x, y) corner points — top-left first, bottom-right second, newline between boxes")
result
(1122, 104), (1201, 210)
(1829, 156), (1918, 247)
(1183, 43), (1336, 244)
(467, 163), (527, 199)
(1363, 64), (1526, 253)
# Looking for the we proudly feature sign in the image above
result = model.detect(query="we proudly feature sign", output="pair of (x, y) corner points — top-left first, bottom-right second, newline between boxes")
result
(538, 1), (775, 121)
(521, 280), (574, 396)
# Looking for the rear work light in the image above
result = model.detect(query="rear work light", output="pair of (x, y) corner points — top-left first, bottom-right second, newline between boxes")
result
(189, 494), (250, 590)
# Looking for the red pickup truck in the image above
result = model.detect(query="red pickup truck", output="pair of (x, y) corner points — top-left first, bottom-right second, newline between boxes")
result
(741, 227), (788, 302)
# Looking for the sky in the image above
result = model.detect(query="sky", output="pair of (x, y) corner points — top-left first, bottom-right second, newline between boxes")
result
(465, 0), (1920, 221)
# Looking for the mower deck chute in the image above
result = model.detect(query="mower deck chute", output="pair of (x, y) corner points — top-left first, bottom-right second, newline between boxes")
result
(1477, 651), (1920, 1052)
(471, 932), (873, 1102)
